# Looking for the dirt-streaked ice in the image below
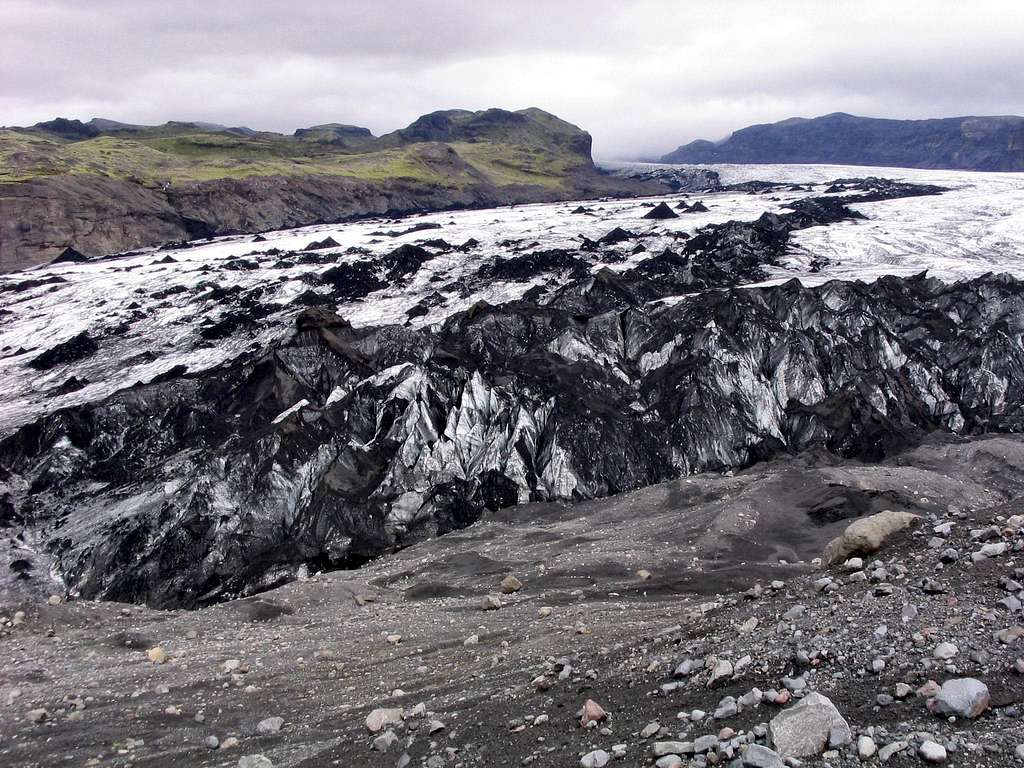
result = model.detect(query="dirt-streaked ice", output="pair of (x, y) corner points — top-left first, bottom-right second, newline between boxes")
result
(1, 163), (1022, 435)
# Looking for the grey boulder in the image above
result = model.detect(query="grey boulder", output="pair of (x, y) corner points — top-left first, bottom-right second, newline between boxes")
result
(929, 677), (990, 719)
(769, 692), (850, 758)
(742, 743), (784, 768)
(821, 510), (919, 565)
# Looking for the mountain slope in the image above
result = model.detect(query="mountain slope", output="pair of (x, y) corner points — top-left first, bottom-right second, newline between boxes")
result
(0, 108), (659, 273)
(661, 113), (1024, 171)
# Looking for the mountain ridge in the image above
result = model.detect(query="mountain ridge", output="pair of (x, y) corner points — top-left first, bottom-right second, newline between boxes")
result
(660, 112), (1024, 171)
(0, 108), (659, 273)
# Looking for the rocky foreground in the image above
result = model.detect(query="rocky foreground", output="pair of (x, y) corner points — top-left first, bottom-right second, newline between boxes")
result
(2, 434), (1024, 767)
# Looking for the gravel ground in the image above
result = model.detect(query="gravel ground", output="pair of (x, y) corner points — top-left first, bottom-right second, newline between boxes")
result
(2, 433), (1024, 768)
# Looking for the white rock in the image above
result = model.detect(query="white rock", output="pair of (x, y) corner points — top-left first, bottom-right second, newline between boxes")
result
(481, 594), (502, 610)
(640, 721), (661, 738)
(654, 741), (690, 756)
(256, 716), (283, 735)
(857, 735), (877, 759)
(933, 642), (958, 660)
(708, 658), (733, 687)
(580, 749), (610, 768)
(365, 707), (403, 732)
(919, 741), (947, 763)
(878, 740), (907, 762)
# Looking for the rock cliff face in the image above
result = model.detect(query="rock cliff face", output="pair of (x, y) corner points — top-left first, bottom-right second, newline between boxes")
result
(0, 169), (644, 275)
(3, 264), (1023, 608)
(0, 169), (652, 276)
(661, 113), (1024, 171)
(0, 176), (191, 274)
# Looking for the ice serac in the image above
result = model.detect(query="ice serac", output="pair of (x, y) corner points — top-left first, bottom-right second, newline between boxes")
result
(3, 267), (1024, 607)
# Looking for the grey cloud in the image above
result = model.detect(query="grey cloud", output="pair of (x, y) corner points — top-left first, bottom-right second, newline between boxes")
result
(1, 0), (1022, 158)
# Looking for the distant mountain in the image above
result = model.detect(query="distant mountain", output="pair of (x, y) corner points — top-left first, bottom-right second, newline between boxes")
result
(28, 117), (260, 139)
(292, 123), (375, 149)
(661, 113), (1024, 171)
(0, 108), (658, 272)
(31, 117), (102, 139)
(86, 117), (145, 132)
(375, 107), (593, 158)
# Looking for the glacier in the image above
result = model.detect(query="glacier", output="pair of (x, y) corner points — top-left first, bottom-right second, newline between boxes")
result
(3, 163), (1024, 605)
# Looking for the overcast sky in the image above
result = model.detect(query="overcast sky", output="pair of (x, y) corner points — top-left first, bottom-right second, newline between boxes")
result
(3, 0), (1023, 159)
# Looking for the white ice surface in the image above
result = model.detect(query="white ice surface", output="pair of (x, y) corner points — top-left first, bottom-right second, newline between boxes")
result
(1, 163), (1023, 435)
(614, 162), (1024, 286)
